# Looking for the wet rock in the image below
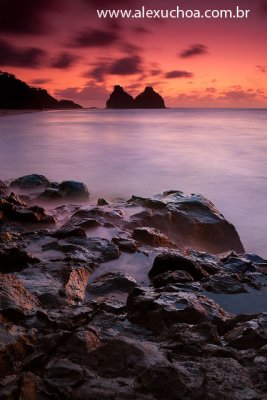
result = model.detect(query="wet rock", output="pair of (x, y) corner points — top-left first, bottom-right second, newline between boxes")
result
(0, 274), (39, 321)
(197, 357), (261, 400)
(0, 246), (39, 273)
(86, 336), (167, 377)
(97, 198), (109, 206)
(149, 251), (210, 281)
(52, 226), (87, 239)
(151, 270), (195, 288)
(220, 252), (258, 273)
(129, 191), (244, 254)
(0, 323), (37, 376)
(112, 237), (138, 253)
(10, 174), (50, 189)
(170, 322), (221, 347)
(127, 287), (230, 333)
(58, 329), (100, 365)
(224, 314), (267, 350)
(44, 358), (87, 388)
(136, 363), (188, 400)
(39, 180), (89, 201)
(132, 227), (176, 248)
(203, 274), (247, 294)
(88, 272), (137, 295)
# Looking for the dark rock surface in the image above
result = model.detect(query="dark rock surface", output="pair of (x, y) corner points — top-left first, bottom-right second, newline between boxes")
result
(106, 85), (134, 109)
(106, 85), (166, 109)
(134, 86), (166, 109)
(0, 176), (267, 399)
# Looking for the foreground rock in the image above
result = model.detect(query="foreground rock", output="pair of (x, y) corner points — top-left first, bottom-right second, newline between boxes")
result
(0, 177), (267, 399)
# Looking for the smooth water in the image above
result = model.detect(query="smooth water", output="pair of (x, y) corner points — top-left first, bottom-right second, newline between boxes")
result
(0, 108), (266, 257)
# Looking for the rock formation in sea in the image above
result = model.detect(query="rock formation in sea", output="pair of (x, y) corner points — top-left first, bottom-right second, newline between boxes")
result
(106, 85), (166, 109)
(134, 86), (166, 109)
(0, 71), (82, 109)
(1, 174), (267, 399)
(106, 85), (135, 109)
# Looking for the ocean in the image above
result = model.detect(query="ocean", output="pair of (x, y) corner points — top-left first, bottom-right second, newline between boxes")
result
(0, 108), (266, 257)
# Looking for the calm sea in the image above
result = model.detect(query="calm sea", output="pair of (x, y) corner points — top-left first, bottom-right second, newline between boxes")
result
(0, 108), (266, 257)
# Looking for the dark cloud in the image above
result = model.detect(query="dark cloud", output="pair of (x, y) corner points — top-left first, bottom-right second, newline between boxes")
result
(72, 28), (119, 47)
(261, 1), (267, 15)
(88, 65), (108, 82)
(0, 0), (58, 35)
(50, 52), (79, 69)
(109, 55), (142, 75)
(0, 39), (46, 68)
(206, 87), (217, 93)
(30, 78), (52, 85)
(165, 70), (193, 79)
(256, 65), (267, 74)
(133, 26), (151, 35)
(85, 55), (143, 82)
(150, 69), (162, 76)
(179, 44), (208, 58)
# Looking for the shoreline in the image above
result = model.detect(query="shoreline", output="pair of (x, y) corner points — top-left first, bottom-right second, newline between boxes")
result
(0, 109), (43, 117)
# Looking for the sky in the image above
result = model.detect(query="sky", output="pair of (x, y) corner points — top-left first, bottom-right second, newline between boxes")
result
(0, 0), (266, 108)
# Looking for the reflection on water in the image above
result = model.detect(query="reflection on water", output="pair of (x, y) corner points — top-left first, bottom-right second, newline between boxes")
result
(0, 108), (266, 256)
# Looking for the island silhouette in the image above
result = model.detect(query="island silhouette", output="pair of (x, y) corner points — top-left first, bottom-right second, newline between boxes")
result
(106, 85), (166, 109)
(0, 71), (82, 110)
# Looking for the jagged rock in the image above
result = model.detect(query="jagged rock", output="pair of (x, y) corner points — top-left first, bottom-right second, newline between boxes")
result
(127, 287), (230, 333)
(10, 174), (50, 189)
(134, 86), (166, 109)
(224, 314), (267, 350)
(88, 272), (137, 295)
(97, 198), (109, 206)
(132, 227), (176, 248)
(44, 358), (88, 388)
(0, 323), (37, 376)
(0, 274), (39, 321)
(151, 270), (195, 288)
(220, 252), (258, 273)
(203, 274), (247, 294)
(2, 201), (56, 224)
(106, 85), (135, 109)
(112, 237), (138, 253)
(62, 266), (91, 303)
(0, 246), (39, 273)
(0, 180), (8, 195)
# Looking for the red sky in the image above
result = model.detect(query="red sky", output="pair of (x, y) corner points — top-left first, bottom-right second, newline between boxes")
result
(0, 0), (267, 107)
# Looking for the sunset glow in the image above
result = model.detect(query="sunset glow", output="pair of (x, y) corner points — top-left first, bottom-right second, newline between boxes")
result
(0, 0), (266, 107)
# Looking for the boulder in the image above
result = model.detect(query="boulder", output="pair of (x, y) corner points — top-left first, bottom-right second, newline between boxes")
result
(85, 336), (167, 377)
(129, 191), (244, 254)
(112, 236), (138, 253)
(106, 85), (135, 109)
(39, 180), (89, 200)
(149, 251), (210, 281)
(127, 287), (230, 333)
(62, 266), (91, 304)
(87, 272), (137, 295)
(134, 86), (166, 109)
(10, 174), (50, 189)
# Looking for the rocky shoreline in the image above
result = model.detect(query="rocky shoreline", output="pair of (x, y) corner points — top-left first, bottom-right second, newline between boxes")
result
(0, 174), (266, 399)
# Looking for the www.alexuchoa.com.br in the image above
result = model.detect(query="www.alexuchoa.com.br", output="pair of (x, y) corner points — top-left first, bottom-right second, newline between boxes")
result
(96, 6), (251, 19)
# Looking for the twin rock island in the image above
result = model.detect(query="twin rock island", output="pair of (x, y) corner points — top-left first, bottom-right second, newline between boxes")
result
(106, 85), (166, 109)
